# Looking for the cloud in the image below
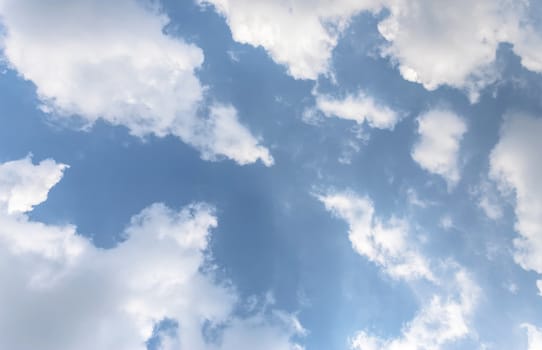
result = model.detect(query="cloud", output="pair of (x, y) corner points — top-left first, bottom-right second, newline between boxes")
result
(318, 190), (480, 349)
(523, 324), (542, 350)
(0, 156), (302, 350)
(318, 191), (433, 281)
(0, 155), (68, 214)
(411, 109), (467, 187)
(350, 270), (479, 350)
(201, 0), (542, 100)
(379, 0), (542, 101)
(0, 0), (271, 166)
(198, 0), (382, 80)
(490, 113), (542, 276)
(311, 91), (400, 130)
(195, 105), (274, 166)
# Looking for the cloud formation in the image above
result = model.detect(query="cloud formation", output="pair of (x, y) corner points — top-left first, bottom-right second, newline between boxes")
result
(198, 0), (382, 80)
(411, 109), (467, 187)
(318, 191), (432, 281)
(350, 270), (479, 350)
(0, 0), (272, 166)
(490, 113), (542, 276)
(310, 91), (400, 130)
(0, 156), (302, 350)
(0, 156), (67, 214)
(201, 0), (542, 100)
(319, 190), (480, 350)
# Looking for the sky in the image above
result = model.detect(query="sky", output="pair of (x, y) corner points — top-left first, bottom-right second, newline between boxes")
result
(0, 0), (542, 349)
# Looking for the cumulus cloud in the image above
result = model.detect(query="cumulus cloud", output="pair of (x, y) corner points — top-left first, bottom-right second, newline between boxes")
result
(318, 191), (433, 281)
(201, 0), (542, 100)
(350, 270), (479, 350)
(198, 0), (382, 80)
(0, 0), (272, 166)
(490, 113), (542, 276)
(378, 0), (542, 100)
(0, 155), (67, 214)
(311, 91), (400, 130)
(411, 109), (467, 187)
(0, 156), (302, 350)
(318, 190), (480, 349)
(195, 105), (274, 166)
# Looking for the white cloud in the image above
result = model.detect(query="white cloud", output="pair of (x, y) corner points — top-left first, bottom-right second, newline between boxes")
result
(200, 0), (542, 100)
(351, 270), (479, 350)
(377, 0), (514, 101)
(523, 324), (542, 350)
(198, 0), (382, 80)
(318, 191), (433, 281)
(195, 104), (274, 166)
(538, 280), (542, 297)
(379, 0), (542, 101)
(411, 109), (467, 187)
(489, 113), (542, 275)
(0, 0), (271, 166)
(0, 156), (302, 350)
(312, 91), (400, 130)
(0, 155), (67, 214)
(318, 190), (480, 349)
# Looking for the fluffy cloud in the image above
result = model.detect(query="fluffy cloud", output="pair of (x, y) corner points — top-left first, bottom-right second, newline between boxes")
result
(198, 0), (382, 80)
(378, 0), (509, 101)
(310, 91), (400, 130)
(490, 113), (542, 275)
(379, 0), (542, 100)
(201, 0), (542, 100)
(0, 0), (271, 166)
(318, 191), (433, 281)
(195, 105), (273, 166)
(0, 155), (67, 214)
(0, 156), (302, 350)
(318, 190), (480, 349)
(411, 109), (467, 187)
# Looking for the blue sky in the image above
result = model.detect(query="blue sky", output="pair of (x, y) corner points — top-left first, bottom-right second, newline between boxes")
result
(0, 0), (542, 349)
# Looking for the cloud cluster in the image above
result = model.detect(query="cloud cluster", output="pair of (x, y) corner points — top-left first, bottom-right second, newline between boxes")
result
(0, 156), (302, 350)
(0, 0), (272, 166)
(411, 109), (467, 188)
(198, 0), (383, 80)
(318, 190), (479, 349)
(202, 0), (542, 99)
